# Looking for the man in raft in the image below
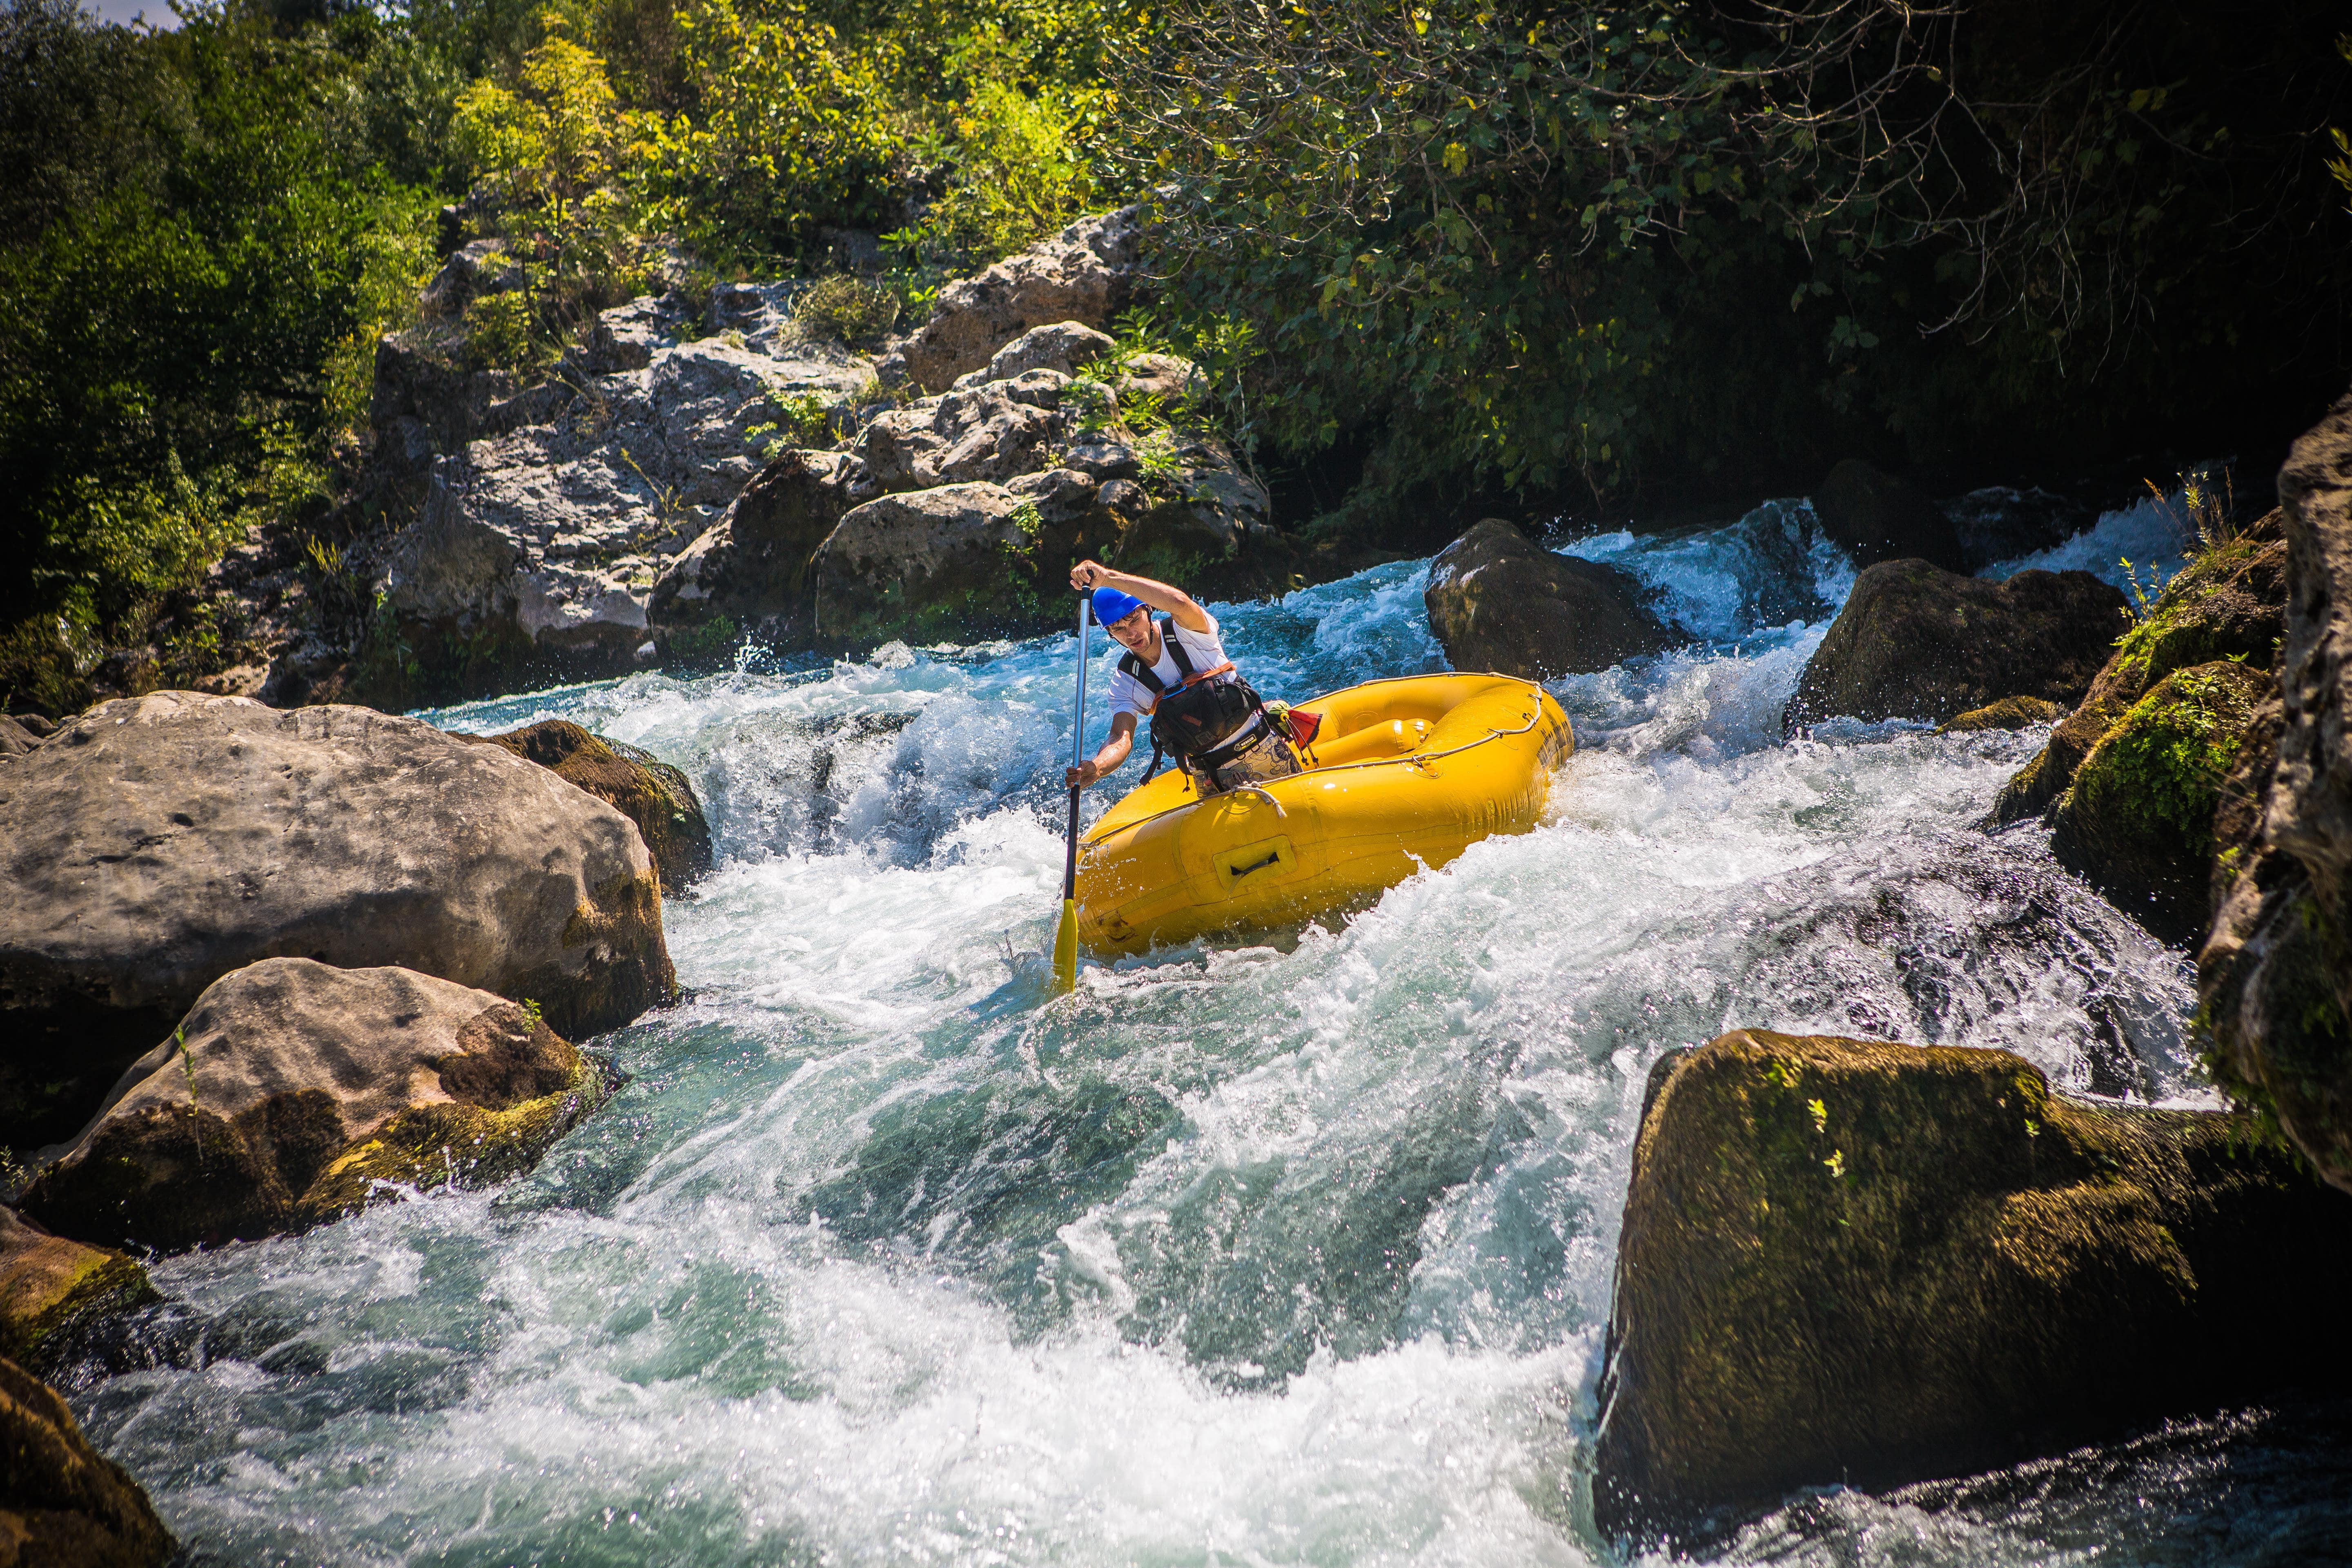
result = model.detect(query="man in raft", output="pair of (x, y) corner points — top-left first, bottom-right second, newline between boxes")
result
(1063, 559), (1302, 797)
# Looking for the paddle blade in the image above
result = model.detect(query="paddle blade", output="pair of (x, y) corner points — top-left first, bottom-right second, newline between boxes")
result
(1052, 898), (1079, 992)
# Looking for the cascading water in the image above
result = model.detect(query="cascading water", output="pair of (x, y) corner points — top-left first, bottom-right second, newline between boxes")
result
(62, 497), (2352, 1565)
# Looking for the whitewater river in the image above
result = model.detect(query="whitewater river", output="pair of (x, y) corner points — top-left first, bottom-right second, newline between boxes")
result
(67, 497), (2352, 1564)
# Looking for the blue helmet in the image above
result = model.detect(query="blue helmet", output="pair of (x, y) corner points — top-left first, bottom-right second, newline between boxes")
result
(1090, 586), (1146, 627)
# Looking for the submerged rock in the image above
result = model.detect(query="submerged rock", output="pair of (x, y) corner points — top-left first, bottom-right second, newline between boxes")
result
(1784, 559), (2126, 731)
(1812, 459), (1966, 572)
(471, 719), (712, 891)
(1423, 519), (1672, 679)
(0, 693), (671, 1149)
(2049, 660), (2270, 946)
(882, 207), (1147, 392)
(0, 1208), (155, 1374)
(22, 959), (614, 1252)
(0, 1352), (175, 1565)
(1593, 1029), (2352, 1541)
(2203, 391), (2352, 1192)
(1990, 511), (2287, 827)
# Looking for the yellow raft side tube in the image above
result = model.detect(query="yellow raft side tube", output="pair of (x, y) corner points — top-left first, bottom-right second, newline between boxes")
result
(1076, 672), (1575, 955)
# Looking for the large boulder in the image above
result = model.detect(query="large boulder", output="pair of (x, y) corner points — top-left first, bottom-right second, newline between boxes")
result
(850, 372), (1074, 493)
(951, 320), (1116, 388)
(470, 719), (712, 891)
(0, 1209), (154, 1374)
(810, 477), (1122, 651)
(1784, 559), (2127, 731)
(1991, 510), (2287, 826)
(0, 693), (672, 1149)
(0, 1352), (174, 1566)
(2047, 660), (2270, 946)
(1593, 1029), (2352, 1541)
(22, 959), (614, 1252)
(1811, 459), (1967, 571)
(882, 207), (1147, 392)
(1423, 519), (1673, 679)
(2203, 392), (2352, 1192)
(647, 449), (865, 659)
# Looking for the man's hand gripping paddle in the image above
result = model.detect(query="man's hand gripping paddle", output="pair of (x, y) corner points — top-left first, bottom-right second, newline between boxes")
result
(1052, 593), (1089, 993)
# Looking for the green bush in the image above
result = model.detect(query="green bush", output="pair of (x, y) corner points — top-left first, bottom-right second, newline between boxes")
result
(792, 274), (902, 344)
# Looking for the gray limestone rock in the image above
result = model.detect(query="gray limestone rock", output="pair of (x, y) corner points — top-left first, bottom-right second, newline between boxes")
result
(0, 692), (673, 1149)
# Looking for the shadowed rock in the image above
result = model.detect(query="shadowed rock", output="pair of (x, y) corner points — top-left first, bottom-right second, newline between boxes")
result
(1593, 1029), (2352, 1543)
(0, 1352), (174, 1565)
(1424, 519), (1671, 679)
(472, 720), (712, 891)
(1813, 459), (1966, 571)
(1784, 559), (2126, 732)
(2203, 391), (2352, 1192)
(0, 693), (671, 1148)
(22, 959), (614, 1252)
(648, 449), (865, 659)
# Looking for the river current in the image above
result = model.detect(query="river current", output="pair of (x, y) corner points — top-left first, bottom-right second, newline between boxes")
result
(65, 495), (2352, 1564)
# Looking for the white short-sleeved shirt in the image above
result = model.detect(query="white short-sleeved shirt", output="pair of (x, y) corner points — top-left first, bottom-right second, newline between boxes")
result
(1105, 613), (1235, 722)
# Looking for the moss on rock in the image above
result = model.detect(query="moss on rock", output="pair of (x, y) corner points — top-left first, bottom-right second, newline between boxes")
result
(2049, 660), (2269, 945)
(1938, 695), (2069, 733)
(1593, 1029), (2352, 1542)
(474, 719), (713, 891)
(0, 1209), (156, 1374)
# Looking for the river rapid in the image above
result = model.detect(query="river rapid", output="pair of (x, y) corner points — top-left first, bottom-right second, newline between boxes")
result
(65, 497), (2352, 1565)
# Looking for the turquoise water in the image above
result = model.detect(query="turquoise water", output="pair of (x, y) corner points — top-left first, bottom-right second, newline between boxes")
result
(63, 499), (2352, 1564)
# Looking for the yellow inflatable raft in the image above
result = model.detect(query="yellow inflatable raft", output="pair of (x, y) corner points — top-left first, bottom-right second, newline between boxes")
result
(1076, 673), (1574, 954)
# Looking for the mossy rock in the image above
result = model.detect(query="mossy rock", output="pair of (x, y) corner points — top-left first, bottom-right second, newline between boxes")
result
(0, 1352), (176, 1564)
(478, 719), (713, 891)
(2049, 660), (2269, 946)
(1593, 1029), (2352, 1542)
(22, 961), (619, 1252)
(0, 1209), (156, 1375)
(1938, 695), (2068, 733)
(1989, 511), (2285, 828)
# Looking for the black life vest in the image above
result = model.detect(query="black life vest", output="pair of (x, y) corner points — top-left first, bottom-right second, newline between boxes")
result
(1120, 618), (1271, 781)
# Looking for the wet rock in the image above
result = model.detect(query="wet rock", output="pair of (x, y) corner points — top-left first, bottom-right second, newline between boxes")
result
(1811, 459), (1967, 571)
(472, 719), (712, 891)
(0, 1351), (174, 1565)
(2048, 661), (2270, 947)
(1423, 519), (1673, 679)
(647, 450), (864, 659)
(811, 481), (1120, 652)
(0, 1209), (155, 1374)
(2203, 392), (2352, 1192)
(21, 959), (613, 1252)
(951, 320), (1115, 388)
(1939, 695), (2069, 733)
(1990, 511), (2286, 827)
(0, 692), (672, 1148)
(1593, 1029), (2352, 1541)
(1784, 559), (2127, 732)
(882, 206), (1147, 392)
